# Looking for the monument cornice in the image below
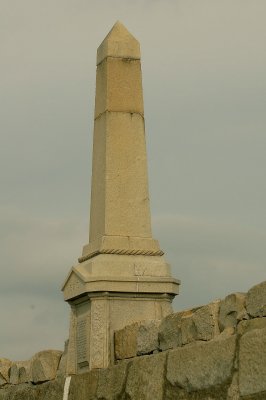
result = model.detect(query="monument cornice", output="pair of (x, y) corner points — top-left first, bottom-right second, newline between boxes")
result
(78, 248), (164, 263)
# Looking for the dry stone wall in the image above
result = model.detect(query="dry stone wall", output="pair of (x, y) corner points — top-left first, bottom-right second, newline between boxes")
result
(0, 280), (265, 399)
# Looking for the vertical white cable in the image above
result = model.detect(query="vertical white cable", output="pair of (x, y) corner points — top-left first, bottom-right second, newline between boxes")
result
(63, 376), (71, 400)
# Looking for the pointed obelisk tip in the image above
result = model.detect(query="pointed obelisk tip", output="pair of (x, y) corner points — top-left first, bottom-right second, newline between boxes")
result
(97, 21), (140, 65)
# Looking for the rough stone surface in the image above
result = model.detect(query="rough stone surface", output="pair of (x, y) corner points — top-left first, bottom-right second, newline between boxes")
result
(125, 352), (166, 400)
(16, 361), (31, 384)
(97, 360), (130, 399)
(115, 320), (160, 360)
(166, 335), (236, 391)
(1, 312), (266, 399)
(158, 310), (193, 350)
(227, 372), (240, 400)
(30, 350), (62, 383)
(191, 300), (220, 341)
(240, 393), (266, 400)
(219, 292), (248, 331)
(0, 377), (6, 388)
(68, 371), (98, 400)
(237, 317), (266, 335)
(0, 378), (64, 400)
(239, 327), (266, 396)
(9, 364), (19, 385)
(159, 302), (219, 351)
(0, 359), (11, 385)
(246, 281), (266, 317)
(56, 340), (68, 377)
(164, 384), (230, 399)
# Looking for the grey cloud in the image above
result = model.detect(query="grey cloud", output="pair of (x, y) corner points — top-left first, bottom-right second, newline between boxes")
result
(153, 215), (266, 310)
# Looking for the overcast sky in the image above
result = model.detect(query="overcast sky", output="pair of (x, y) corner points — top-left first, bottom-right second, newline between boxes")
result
(1, 0), (265, 360)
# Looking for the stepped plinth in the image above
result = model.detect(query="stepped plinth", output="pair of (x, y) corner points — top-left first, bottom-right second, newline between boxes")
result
(62, 21), (180, 373)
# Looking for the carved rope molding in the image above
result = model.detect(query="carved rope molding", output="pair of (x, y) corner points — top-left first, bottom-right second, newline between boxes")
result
(78, 248), (164, 263)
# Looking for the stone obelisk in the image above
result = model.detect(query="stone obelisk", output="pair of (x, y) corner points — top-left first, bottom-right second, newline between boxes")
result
(62, 21), (180, 373)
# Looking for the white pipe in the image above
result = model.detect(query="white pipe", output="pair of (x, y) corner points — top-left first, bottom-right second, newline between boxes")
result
(63, 376), (71, 400)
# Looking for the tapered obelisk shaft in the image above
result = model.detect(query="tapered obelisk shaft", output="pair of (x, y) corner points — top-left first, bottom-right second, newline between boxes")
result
(82, 21), (162, 260)
(62, 22), (179, 373)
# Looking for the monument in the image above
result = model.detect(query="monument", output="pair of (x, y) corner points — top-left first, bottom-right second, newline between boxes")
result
(62, 21), (180, 373)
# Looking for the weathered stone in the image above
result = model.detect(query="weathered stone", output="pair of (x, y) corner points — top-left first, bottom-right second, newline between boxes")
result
(246, 281), (266, 318)
(68, 370), (98, 400)
(115, 320), (160, 360)
(239, 327), (266, 396)
(18, 367), (27, 384)
(15, 360), (31, 384)
(97, 21), (140, 65)
(30, 350), (62, 383)
(38, 377), (64, 400)
(219, 292), (247, 332)
(56, 340), (68, 377)
(237, 317), (266, 335)
(227, 372), (240, 400)
(0, 375), (6, 387)
(97, 359), (130, 399)
(0, 378), (64, 400)
(159, 302), (219, 351)
(191, 300), (220, 341)
(0, 383), (37, 400)
(165, 383), (230, 399)
(0, 359), (11, 385)
(136, 320), (161, 356)
(166, 335), (236, 391)
(89, 21), (153, 248)
(214, 326), (235, 340)
(9, 364), (19, 385)
(158, 310), (193, 350)
(125, 352), (166, 400)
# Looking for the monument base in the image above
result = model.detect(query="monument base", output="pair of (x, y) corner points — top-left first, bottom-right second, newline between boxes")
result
(62, 254), (180, 372)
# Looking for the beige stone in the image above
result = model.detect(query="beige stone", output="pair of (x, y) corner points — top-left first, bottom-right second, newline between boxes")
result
(9, 364), (19, 385)
(191, 300), (220, 341)
(0, 359), (11, 385)
(219, 292), (247, 332)
(214, 326), (235, 340)
(115, 320), (160, 360)
(125, 352), (166, 400)
(96, 360), (130, 399)
(159, 309), (200, 350)
(16, 360), (31, 384)
(30, 350), (62, 383)
(65, 307), (77, 375)
(159, 302), (219, 350)
(95, 62), (143, 117)
(227, 372), (240, 400)
(237, 316), (266, 335)
(62, 21), (179, 372)
(68, 371), (98, 400)
(97, 21), (140, 65)
(166, 335), (236, 391)
(239, 327), (266, 396)
(0, 375), (6, 387)
(0, 378), (65, 400)
(89, 110), (150, 245)
(56, 340), (68, 378)
(159, 310), (185, 351)
(246, 281), (266, 317)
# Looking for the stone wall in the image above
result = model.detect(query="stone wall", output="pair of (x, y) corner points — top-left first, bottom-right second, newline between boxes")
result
(1, 280), (265, 399)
